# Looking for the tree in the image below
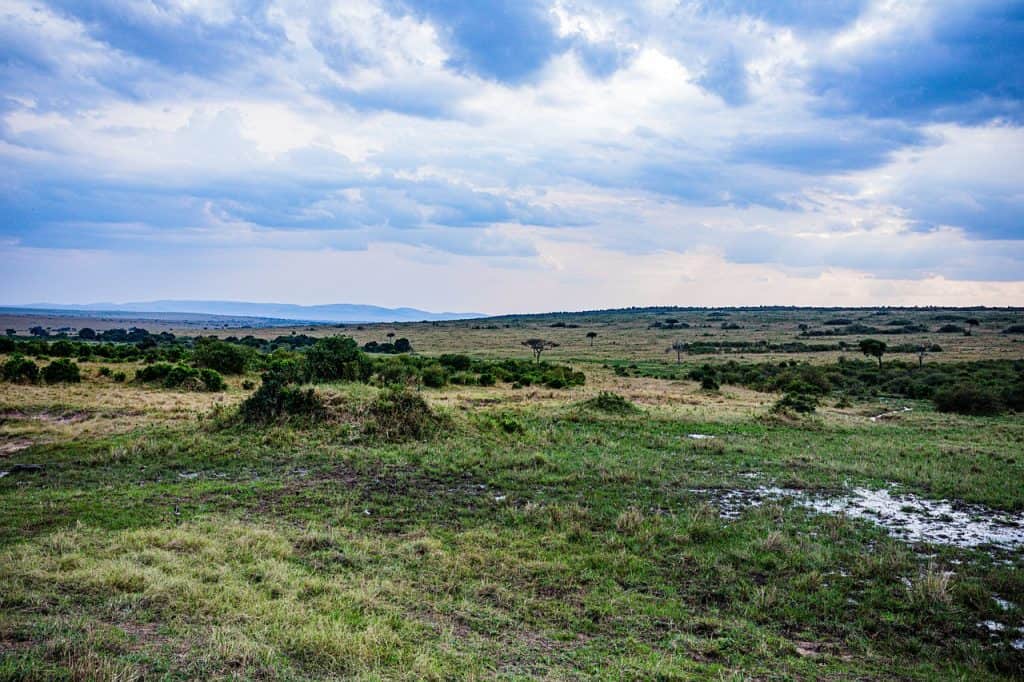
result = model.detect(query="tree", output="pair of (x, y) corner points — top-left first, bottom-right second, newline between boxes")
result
(5, 329), (15, 337)
(859, 339), (887, 368)
(387, 331), (395, 343)
(586, 331), (598, 346)
(29, 326), (49, 338)
(917, 345), (928, 368)
(966, 318), (981, 327)
(77, 327), (96, 340)
(667, 341), (688, 363)
(522, 338), (558, 362)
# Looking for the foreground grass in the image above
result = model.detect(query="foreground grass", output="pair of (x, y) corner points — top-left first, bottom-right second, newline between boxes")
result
(1, 377), (1023, 679)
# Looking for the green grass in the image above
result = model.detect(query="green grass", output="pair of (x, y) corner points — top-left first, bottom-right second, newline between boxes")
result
(2, 378), (1023, 679)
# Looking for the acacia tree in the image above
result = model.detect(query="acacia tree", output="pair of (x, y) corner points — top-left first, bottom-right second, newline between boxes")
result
(859, 338), (887, 368)
(522, 338), (558, 362)
(586, 331), (598, 346)
(667, 341), (688, 363)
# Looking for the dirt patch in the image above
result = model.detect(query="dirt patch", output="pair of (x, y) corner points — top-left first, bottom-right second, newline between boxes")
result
(0, 439), (32, 456)
(0, 410), (90, 425)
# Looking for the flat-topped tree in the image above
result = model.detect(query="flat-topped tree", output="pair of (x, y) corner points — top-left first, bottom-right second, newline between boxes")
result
(586, 331), (598, 346)
(522, 338), (558, 362)
(859, 338), (887, 368)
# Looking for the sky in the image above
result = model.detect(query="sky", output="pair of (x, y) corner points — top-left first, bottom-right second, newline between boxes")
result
(1, 0), (1023, 314)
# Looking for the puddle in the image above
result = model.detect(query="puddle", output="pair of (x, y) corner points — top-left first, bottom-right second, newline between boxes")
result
(687, 434), (716, 440)
(994, 597), (1016, 611)
(978, 621), (1024, 650)
(691, 485), (1024, 550)
(870, 406), (912, 422)
(0, 463), (44, 479)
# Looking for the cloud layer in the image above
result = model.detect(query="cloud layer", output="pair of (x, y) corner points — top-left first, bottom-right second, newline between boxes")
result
(1, 0), (1022, 310)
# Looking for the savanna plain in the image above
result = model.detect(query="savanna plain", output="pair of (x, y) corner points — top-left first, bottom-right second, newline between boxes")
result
(1, 307), (1023, 680)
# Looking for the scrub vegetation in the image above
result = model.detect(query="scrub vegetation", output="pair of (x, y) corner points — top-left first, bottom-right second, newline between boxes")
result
(1, 306), (1023, 679)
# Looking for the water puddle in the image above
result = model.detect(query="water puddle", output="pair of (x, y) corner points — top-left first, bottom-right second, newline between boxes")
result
(691, 485), (1024, 550)
(870, 406), (912, 422)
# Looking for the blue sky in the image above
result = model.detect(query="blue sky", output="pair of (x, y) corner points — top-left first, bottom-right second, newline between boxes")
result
(1, 0), (1023, 311)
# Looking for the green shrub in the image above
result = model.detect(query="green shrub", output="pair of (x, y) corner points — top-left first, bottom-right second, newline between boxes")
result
(136, 361), (224, 391)
(42, 359), (81, 383)
(193, 338), (250, 374)
(240, 373), (324, 424)
(112, 371), (127, 383)
(136, 362), (174, 383)
(701, 374), (720, 390)
(438, 354), (473, 371)
(421, 365), (448, 388)
(98, 366), (112, 377)
(450, 371), (478, 386)
(305, 337), (371, 383)
(933, 386), (1004, 416)
(773, 392), (818, 414)
(583, 392), (640, 414)
(198, 368), (226, 392)
(478, 372), (496, 386)
(368, 387), (439, 441)
(2, 355), (39, 384)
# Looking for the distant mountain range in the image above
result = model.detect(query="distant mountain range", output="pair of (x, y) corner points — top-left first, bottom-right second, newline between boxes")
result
(13, 300), (485, 324)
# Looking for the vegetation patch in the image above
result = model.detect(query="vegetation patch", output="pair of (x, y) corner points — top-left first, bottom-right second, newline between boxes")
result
(581, 391), (640, 414)
(366, 386), (442, 442)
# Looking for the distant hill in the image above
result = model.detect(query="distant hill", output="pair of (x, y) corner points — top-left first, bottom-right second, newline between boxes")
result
(14, 300), (485, 324)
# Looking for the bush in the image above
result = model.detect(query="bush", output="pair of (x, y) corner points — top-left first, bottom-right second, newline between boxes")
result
(368, 386), (439, 441)
(42, 359), (81, 383)
(198, 368), (226, 392)
(305, 337), (371, 383)
(422, 365), (448, 388)
(583, 392), (639, 414)
(701, 374), (720, 390)
(98, 367), (112, 377)
(438, 354), (473, 371)
(136, 362), (224, 391)
(478, 372), (496, 386)
(240, 373), (324, 424)
(112, 371), (127, 383)
(933, 386), (1004, 416)
(193, 338), (250, 374)
(136, 362), (174, 383)
(773, 392), (818, 414)
(450, 371), (478, 386)
(2, 355), (39, 384)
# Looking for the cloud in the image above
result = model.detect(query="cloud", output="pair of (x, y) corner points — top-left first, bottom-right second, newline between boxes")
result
(810, 0), (1024, 124)
(0, 0), (1022, 307)
(387, 0), (566, 83)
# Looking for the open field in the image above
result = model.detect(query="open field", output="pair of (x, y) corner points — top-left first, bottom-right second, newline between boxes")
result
(1, 309), (1023, 679)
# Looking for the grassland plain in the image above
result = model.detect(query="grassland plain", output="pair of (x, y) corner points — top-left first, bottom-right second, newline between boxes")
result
(1, 309), (1023, 680)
